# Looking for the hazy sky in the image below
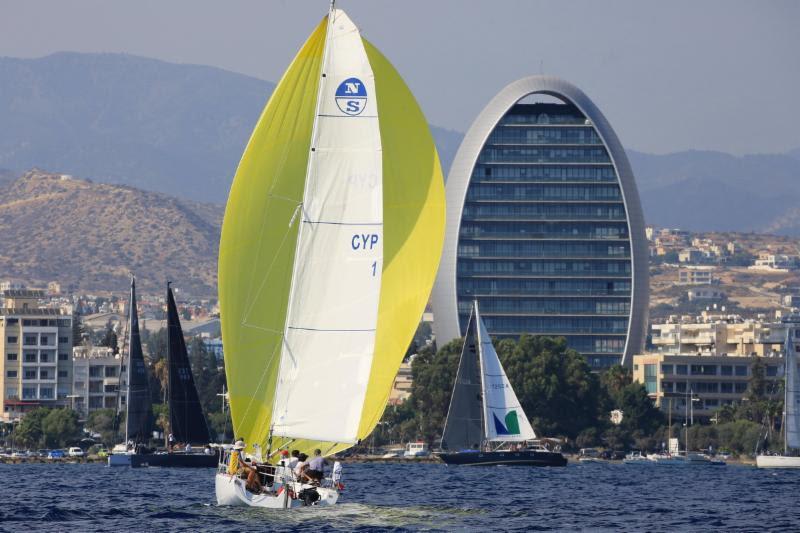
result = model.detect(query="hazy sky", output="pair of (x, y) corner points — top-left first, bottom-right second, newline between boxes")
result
(2, 0), (798, 155)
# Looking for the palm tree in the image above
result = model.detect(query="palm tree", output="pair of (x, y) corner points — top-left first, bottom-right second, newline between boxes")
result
(153, 358), (169, 404)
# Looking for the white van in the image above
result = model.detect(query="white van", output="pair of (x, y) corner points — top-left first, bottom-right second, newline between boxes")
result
(68, 447), (84, 458)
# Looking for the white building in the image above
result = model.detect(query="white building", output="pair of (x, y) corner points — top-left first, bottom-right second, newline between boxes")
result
(71, 346), (125, 416)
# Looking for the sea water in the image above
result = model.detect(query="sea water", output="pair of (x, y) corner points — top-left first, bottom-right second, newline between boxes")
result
(0, 461), (797, 531)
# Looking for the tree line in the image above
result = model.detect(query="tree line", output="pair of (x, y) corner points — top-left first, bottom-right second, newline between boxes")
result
(373, 334), (783, 457)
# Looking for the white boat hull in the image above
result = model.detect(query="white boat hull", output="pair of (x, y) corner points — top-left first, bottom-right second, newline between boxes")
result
(214, 472), (339, 508)
(756, 455), (800, 468)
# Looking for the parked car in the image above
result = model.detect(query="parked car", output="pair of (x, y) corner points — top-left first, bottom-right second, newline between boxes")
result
(48, 449), (65, 459)
(68, 447), (85, 458)
(36, 449), (50, 458)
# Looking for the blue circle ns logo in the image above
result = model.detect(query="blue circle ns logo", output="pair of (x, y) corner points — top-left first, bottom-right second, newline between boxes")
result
(335, 77), (367, 116)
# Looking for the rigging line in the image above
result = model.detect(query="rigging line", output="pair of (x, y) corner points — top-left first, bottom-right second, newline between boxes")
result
(240, 218), (297, 324)
(237, 33), (325, 342)
(240, 323), (284, 336)
(303, 220), (383, 226)
(287, 326), (376, 332)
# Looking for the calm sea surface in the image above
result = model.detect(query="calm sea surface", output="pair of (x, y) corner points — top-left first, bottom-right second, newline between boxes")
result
(0, 461), (797, 531)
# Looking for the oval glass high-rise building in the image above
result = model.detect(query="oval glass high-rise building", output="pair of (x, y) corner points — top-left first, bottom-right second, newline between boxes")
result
(432, 76), (648, 368)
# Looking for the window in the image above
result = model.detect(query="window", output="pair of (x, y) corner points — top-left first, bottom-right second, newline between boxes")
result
(695, 382), (718, 393)
(735, 382), (748, 393)
(721, 382), (734, 394)
(23, 336), (37, 346)
(24, 352), (36, 362)
(104, 384), (118, 393)
(691, 365), (717, 376)
(662, 364), (673, 375)
(6, 370), (17, 378)
(676, 382), (687, 393)
(662, 381), (674, 393)
(735, 365), (748, 376)
(89, 367), (102, 378)
(104, 366), (117, 378)
(58, 370), (68, 378)
(40, 335), (50, 346)
(720, 365), (732, 376)
(767, 365), (778, 377)
(58, 352), (68, 361)
(676, 365), (688, 375)
(704, 399), (719, 408)
(6, 352), (17, 361)
(24, 369), (36, 380)
(74, 381), (85, 390)
(5, 387), (17, 399)
(40, 352), (50, 363)
(644, 364), (657, 393)
(39, 369), (50, 380)
(7, 336), (17, 344)
(89, 381), (102, 393)
(58, 336), (68, 344)
(89, 397), (104, 408)
(22, 387), (36, 399)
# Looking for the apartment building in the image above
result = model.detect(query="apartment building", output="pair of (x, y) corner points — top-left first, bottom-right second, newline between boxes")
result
(1, 290), (73, 422)
(72, 346), (125, 416)
(633, 352), (783, 421)
(677, 266), (716, 285)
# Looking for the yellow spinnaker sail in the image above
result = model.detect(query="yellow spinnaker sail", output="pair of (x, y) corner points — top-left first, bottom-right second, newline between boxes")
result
(219, 9), (444, 460)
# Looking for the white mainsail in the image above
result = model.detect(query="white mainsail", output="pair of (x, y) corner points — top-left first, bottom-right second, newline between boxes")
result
(271, 10), (383, 443)
(785, 327), (800, 450)
(475, 303), (536, 442)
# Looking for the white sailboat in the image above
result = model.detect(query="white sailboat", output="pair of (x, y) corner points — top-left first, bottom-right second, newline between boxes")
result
(757, 316), (800, 468)
(439, 301), (566, 466)
(214, 3), (445, 507)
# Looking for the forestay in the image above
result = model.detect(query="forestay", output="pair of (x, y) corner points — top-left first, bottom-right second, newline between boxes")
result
(270, 10), (384, 444)
(475, 303), (536, 442)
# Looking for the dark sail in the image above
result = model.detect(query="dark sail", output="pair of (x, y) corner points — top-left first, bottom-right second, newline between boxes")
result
(126, 277), (152, 443)
(441, 307), (484, 451)
(167, 284), (211, 444)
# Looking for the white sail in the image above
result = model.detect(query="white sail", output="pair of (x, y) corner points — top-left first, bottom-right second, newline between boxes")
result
(271, 10), (383, 443)
(475, 303), (536, 442)
(785, 327), (800, 449)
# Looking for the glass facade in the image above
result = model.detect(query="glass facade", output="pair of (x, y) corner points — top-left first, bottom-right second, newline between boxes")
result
(456, 102), (632, 368)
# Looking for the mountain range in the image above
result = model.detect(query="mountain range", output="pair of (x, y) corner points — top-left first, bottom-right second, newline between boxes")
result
(0, 170), (220, 295)
(1, 52), (799, 235)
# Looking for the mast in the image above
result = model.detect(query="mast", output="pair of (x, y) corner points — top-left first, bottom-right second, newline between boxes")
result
(166, 280), (172, 448)
(124, 275), (134, 445)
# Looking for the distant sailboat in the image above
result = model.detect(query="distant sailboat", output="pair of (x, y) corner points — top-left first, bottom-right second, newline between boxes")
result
(109, 281), (218, 467)
(757, 316), (800, 468)
(109, 276), (153, 466)
(215, 3), (445, 507)
(439, 301), (566, 467)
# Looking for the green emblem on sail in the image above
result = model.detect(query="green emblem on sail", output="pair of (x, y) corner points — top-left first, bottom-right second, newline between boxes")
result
(505, 411), (520, 435)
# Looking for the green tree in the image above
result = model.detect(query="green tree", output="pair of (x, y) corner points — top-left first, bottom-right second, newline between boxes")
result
(86, 408), (121, 446)
(408, 340), (463, 444)
(41, 409), (81, 448)
(14, 408), (49, 447)
(500, 335), (602, 439)
(72, 311), (87, 347)
(99, 320), (119, 354)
